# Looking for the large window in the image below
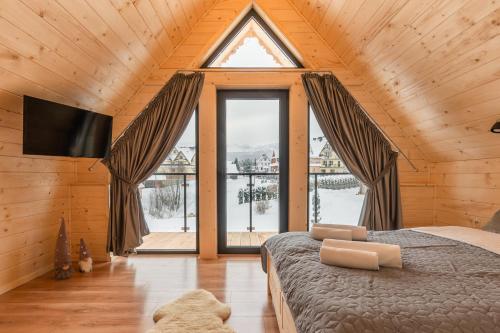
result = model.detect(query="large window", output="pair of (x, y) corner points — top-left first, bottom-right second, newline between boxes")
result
(137, 112), (198, 252)
(309, 107), (365, 229)
(202, 9), (302, 68)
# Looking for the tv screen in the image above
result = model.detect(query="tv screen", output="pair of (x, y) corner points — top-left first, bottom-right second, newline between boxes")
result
(23, 96), (112, 158)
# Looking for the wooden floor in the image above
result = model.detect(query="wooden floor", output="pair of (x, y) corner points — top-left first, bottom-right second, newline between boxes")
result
(138, 232), (277, 250)
(0, 255), (279, 333)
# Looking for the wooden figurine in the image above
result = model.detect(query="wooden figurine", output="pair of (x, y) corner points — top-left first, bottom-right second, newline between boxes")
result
(54, 217), (73, 280)
(78, 238), (93, 273)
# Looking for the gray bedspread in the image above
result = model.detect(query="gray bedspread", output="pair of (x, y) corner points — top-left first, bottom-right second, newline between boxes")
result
(261, 230), (500, 333)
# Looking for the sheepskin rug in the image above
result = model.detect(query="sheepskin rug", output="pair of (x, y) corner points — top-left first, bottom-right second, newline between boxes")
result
(147, 289), (235, 333)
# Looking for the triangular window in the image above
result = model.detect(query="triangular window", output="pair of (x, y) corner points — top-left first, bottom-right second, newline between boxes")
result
(201, 9), (302, 68)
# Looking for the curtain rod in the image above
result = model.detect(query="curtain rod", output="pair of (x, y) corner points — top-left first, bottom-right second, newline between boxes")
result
(175, 68), (334, 74)
(88, 70), (417, 172)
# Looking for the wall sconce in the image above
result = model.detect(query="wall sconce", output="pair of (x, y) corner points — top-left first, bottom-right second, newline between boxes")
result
(491, 121), (500, 133)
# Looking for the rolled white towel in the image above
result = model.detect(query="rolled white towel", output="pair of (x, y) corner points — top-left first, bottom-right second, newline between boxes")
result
(320, 246), (379, 271)
(323, 239), (402, 268)
(315, 223), (367, 241)
(311, 225), (352, 241)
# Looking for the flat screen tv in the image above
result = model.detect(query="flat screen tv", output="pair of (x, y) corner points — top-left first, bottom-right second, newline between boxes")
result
(23, 96), (112, 158)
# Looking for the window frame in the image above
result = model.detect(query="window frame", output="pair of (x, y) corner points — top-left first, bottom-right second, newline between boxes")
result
(216, 89), (290, 254)
(201, 8), (303, 68)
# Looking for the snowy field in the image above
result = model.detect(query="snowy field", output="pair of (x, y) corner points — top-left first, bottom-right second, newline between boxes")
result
(226, 176), (280, 232)
(309, 187), (364, 228)
(140, 176), (365, 232)
(140, 179), (197, 232)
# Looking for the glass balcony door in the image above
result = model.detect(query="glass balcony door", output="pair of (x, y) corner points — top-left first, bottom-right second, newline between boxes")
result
(217, 90), (289, 254)
(136, 111), (198, 253)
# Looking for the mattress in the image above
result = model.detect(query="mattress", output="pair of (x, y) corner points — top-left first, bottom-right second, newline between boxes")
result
(261, 229), (500, 333)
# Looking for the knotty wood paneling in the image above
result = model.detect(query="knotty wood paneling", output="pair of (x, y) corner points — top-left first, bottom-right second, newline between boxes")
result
(294, 0), (500, 163)
(0, 0), (213, 278)
(0, 91), (73, 294)
(0, 0), (214, 293)
(431, 158), (500, 228)
(0, 0), (213, 115)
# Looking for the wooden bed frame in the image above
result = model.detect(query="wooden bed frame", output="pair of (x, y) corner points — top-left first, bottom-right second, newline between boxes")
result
(267, 251), (298, 333)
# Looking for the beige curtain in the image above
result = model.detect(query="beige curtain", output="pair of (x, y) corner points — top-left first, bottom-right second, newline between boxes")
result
(102, 73), (204, 255)
(302, 73), (402, 230)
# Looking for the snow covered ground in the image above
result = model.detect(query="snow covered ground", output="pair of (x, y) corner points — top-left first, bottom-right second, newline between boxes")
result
(140, 176), (365, 232)
(308, 187), (364, 228)
(226, 176), (280, 232)
(140, 180), (197, 232)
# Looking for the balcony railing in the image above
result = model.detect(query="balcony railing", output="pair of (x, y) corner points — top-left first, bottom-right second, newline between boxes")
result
(226, 172), (279, 233)
(309, 172), (360, 224)
(141, 172), (196, 233)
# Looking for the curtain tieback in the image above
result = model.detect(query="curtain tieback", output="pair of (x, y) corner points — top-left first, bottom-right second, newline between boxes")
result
(367, 151), (398, 189)
(106, 164), (138, 188)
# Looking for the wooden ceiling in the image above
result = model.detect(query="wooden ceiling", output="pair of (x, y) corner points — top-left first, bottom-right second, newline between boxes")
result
(293, 0), (500, 163)
(0, 0), (215, 115)
(0, 0), (498, 164)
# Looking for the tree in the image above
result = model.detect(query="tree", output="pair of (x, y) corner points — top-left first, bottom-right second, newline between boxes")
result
(148, 180), (183, 218)
(240, 158), (253, 173)
(233, 158), (239, 171)
(310, 191), (321, 224)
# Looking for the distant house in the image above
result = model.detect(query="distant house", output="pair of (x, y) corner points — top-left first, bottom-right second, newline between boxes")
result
(157, 146), (196, 173)
(309, 137), (347, 173)
(270, 150), (279, 173)
(256, 153), (271, 172)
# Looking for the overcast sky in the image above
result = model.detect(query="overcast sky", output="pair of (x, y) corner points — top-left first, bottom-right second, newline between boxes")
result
(309, 107), (324, 139)
(176, 113), (196, 147)
(226, 99), (279, 151)
(176, 105), (326, 150)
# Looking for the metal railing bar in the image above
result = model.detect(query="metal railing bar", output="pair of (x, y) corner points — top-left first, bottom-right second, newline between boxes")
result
(226, 172), (280, 176)
(249, 174), (253, 232)
(150, 172), (196, 176)
(183, 174), (187, 232)
(314, 174), (318, 224)
(308, 172), (351, 175)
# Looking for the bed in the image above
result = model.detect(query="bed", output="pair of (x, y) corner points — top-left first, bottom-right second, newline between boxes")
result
(261, 227), (500, 333)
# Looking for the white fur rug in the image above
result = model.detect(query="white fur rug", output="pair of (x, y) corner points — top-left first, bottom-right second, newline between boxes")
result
(147, 289), (235, 333)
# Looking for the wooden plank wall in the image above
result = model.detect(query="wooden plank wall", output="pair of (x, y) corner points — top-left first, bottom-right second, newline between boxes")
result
(291, 0), (500, 227)
(431, 158), (500, 228)
(70, 160), (109, 262)
(293, 0), (500, 163)
(255, 0), (434, 228)
(0, 0), (215, 292)
(0, 93), (74, 294)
